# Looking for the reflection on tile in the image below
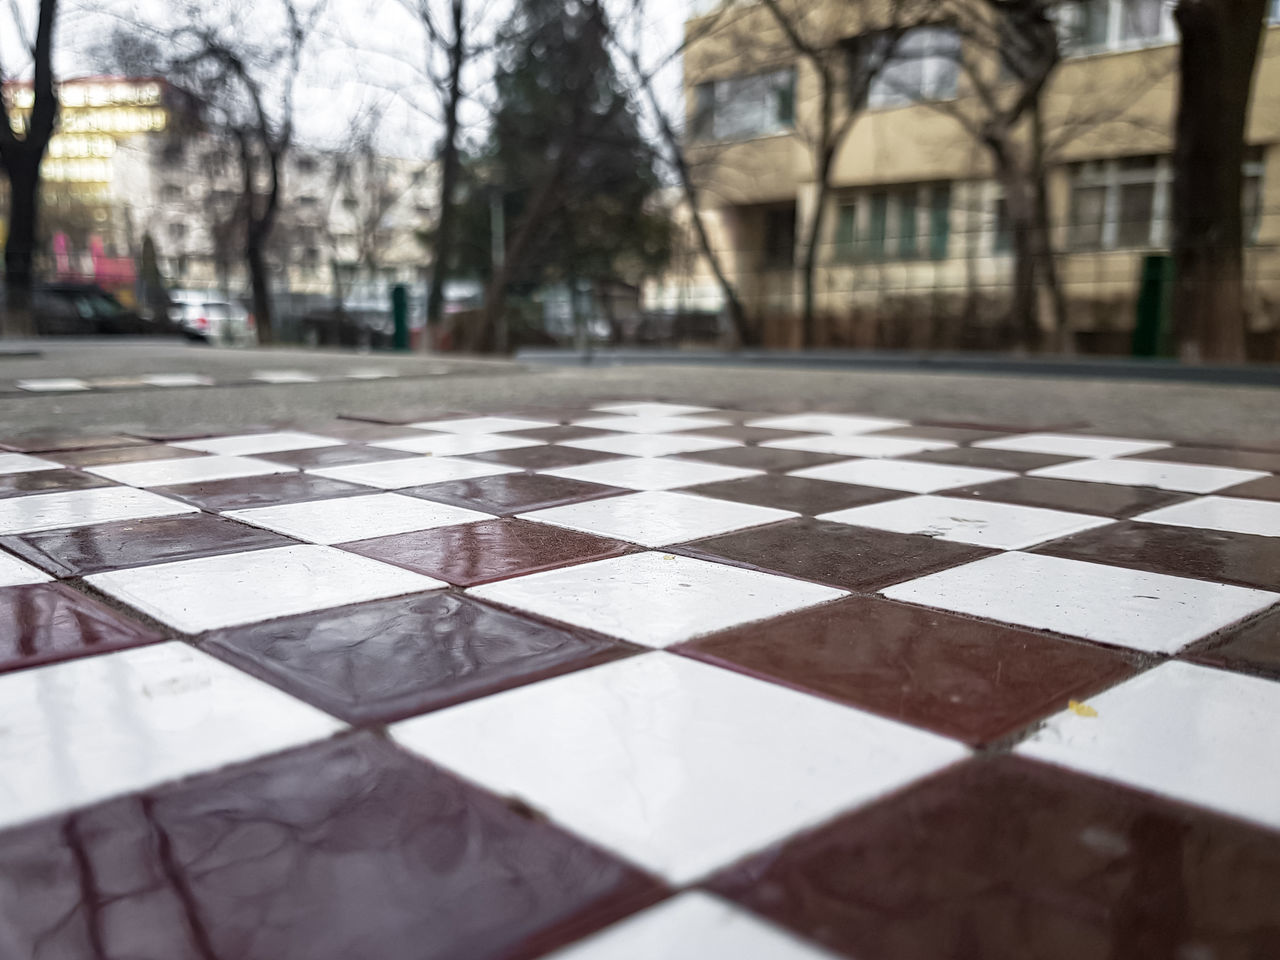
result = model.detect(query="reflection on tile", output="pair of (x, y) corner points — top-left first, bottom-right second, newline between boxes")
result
(946, 475), (1190, 518)
(1018, 661), (1280, 831)
(0, 733), (664, 960)
(544, 457), (760, 492)
(471, 552), (845, 647)
(462, 443), (617, 470)
(679, 518), (992, 591)
(0, 453), (60, 475)
(0, 583), (163, 673)
(344, 518), (632, 586)
(370, 433), (545, 456)
(403, 472), (626, 516)
(155, 472), (373, 511)
(820, 494), (1114, 550)
(0, 642), (342, 830)
(592, 402), (717, 417)
(1133, 495), (1280, 537)
(681, 596), (1133, 745)
(0, 433), (149, 453)
(791, 458), (1015, 493)
(0, 468), (113, 498)
(226, 493), (491, 545)
(572, 414), (731, 434)
(0, 487), (197, 535)
(682, 474), (904, 515)
(253, 444), (414, 469)
(0, 512), (294, 577)
(975, 433), (1170, 458)
(395, 653), (966, 884)
(545, 892), (840, 960)
(762, 435), (955, 458)
(520, 491), (796, 547)
(407, 416), (556, 433)
(1029, 458), (1268, 494)
(0, 551), (52, 586)
(310, 456), (520, 489)
(87, 454), (294, 488)
(883, 552), (1279, 653)
(678, 444), (850, 473)
(905, 445), (1077, 472)
(1189, 606), (1280, 680)
(203, 592), (636, 723)
(745, 414), (908, 434)
(87, 545), (445, 633)
(561, 433), (740, 457)
(173, 431), (345, 456)
(711, 755), (1280, 960)
(53, 443), (205, 466)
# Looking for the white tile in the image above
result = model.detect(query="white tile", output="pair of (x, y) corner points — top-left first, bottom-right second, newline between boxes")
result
(591, 402), (718, 418)
(543, 457), (760, 491)
(561, 433), (741, 457)
(252, 370), (319, 383)
(572, 415), (732, 434)
(882, 551), (1278, 653)
(394, 653), (965, 884)
(471, 552), (845, 647)
(1028, 458), (1268, 494)
(369, 433), (543, 456)
(762, 435), (955, 458)
(308, 456), (519, 489)
(1134, 496), (1280, 537)
(0, 487), (197, 535)
(0, 453), (61, 475)
(520, 490), (795, 547)
(1017, 661), (1280, 832)
(975, 433), (1170, 458)
(406, 416), (556, 433)
(16, 378), (90, 392)
(0, 550), (53, 586)
(225, 493), (491, 544)
(346, 368), (397, 380)
(85, 454), (293, 488)
(172, 431), (345, 456)
(745, 413), (908, 434)
(543, 893), (840, 960)
(791, 458), (1016, 493)
(87, 544), (444, 633)
(0, 642), (343, 830)
(140, 373), (214, 387)
(820, 495), (1113, 549)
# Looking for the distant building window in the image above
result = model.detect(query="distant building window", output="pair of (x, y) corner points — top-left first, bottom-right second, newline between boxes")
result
(693, 68), (795, 142)
(1243, 147), (1266, 243)
(834, 202), (858, 260)
(868, 27), (960, 109)
(1059, 0), (1174, 54)
(166, 222), (186, 243)
(1067, 155), (1197, 251)
(296, 156), (318, 174)
(298, 195), (318, 210)
(834, 183), (952, 261)
(161, 183), (183, 203)
(763, 205), (796, 267)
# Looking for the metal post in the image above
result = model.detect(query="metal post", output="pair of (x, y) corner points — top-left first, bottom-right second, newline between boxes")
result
(391, 283), (409, 352)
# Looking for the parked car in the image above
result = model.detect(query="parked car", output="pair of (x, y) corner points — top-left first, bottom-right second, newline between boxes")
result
(299, 307), (394, 349)
(170, 290), (255, 345)
(29, 283), (151, 335)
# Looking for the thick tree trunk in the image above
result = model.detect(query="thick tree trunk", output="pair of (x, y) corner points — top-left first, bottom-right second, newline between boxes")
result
(2, 159), (40, 336)
(425, 0), (466, 348)
(997, 163), (1041, 351)
(799, 169), (830, 349)
(1171, 0), (1266, 363)
(1030, 105), (1068, 351)
(247, 233), (274, 346)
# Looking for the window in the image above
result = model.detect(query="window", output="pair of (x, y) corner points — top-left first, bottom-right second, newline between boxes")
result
(763, 206), (796, 267)
(1244, 147), (1265, 243)
(993, 195), (1012, 253)
(929, 184), (951, 259)
(836, 183), (952, 261)
(835, 202), (858, 260)
(296, 156), (318, 174)
(166, 222), (186, 243)
(869, 193), (888, 258)
(299, 195), (319, 210)
(161, 183), (183, 203)
(868, 27), (960, 108)
(898, 190), (918, 258)
(693, 69), (795, 142)
(1059, 0), (1174, 54)
(1069, 156), (1170, 250)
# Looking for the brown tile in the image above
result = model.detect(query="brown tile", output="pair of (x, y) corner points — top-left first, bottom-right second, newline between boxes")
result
(1188, 606), (1280, 681)
(203, 592), (638, 723)
(463, 444), (617, 470)
(677, 518), (994, 591)
(336, 409), (472, 425)
(869, 424), (1011, 443)
(311, 420), (428, 442)
(0, 469), (113, 498)
(674, 425), (813, 445)
(401, 473), (626, 516)
(0, 433), (150, 453)
(947, 476), (1191, 518)
(711, 755), (1280, 960)
(342, 518), (633, 586)
(256, 444), (413, 469)
(678, 445), (849, 473)
(1129, 445), (1280, 472)
(0, 733), (664, 960)
(1218, 475), (1280, 502)
(0, 513), (295, 577)
(52, 444), (204, 467)
(155, 473), (374, 511)
(0, 583), (164, 673)
(680, 596), (1133, 745)
(906, 446), (1078, 471)
(1034, 520), (1280, 591)
(503, 424), (619, 443)
(683, 474), (905, 515)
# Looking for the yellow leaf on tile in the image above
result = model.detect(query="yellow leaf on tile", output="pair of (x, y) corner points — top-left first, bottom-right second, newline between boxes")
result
(1068, 699), (1098, 718)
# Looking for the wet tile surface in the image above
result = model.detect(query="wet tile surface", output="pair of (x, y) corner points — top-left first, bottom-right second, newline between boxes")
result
(1188, 605), (1280, 680)
(52, 443), (206, 466)
(225, 492), (492, 544)
(905, 444), (1078, 471)
(310, 455), (520, 489)
(154, 471), (373, 510)
(676, 444), (849, 473)
(402, 472), (626, 515)
(202, 592), (638, 723)
(946, 475), (1191, 517)
(682, 474), (905, 515)
(0, 468), (113, 498)
(1129, 444), (1280, 472)
(253, 443), (414, 469)
(543, 456), (760, 491)
(460, 443), (617, 470)
(975, 432), (1170, 458)
(791, 457), (1015, 493)
(711, 755), (1280, 960)
(680, 596), (1134, 745)
(173, 430), (346, 456)
(343, 518), (633, 586)
(86, 453), (295, 487)
(1218, 473), (1280, 501)
(0, 583), (164, 673)
(1133, 494), (1280, 537)
(1030, 457), (1268, 493)
(763, 434), (955, 458)
(0, 486), (198, 535)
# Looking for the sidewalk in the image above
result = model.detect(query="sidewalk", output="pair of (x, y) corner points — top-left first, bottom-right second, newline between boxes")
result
(0, 400), (1277, 957)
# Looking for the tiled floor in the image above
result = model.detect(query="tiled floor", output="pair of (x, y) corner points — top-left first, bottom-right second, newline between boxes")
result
(0, 405), (1278, 957)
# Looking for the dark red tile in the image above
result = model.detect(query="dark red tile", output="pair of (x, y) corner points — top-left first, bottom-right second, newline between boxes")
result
(0, 733), (664, 960)
(677, 518), (994, 591)
(0, 513), (295, 577)
(0, 433), (150, 453)
(1128, 445), (1280, 472)
(311, 420), (428, 442)
(155, 473), (373, 511)
(868, 424), (1011, 443)
(711, 755), (1280, 960)
(674, 425), (813, 445)
(678, 445), (849, 473)
(1218, 475), (1280, 502)
(463, 444), (617, 470)
(401, 473), (626, 516)
(503, 425), (619, 443)
(342, 518), (633, 586)
(1033, 520), (1280, 592)
(203, 592), (637, 723)
(0, 469), (113, 498)
(679, 596), (1133, 745)
(336, 409), (472, 425)
(906, 446), (1078, 471)
(947, 476), (1191, 518)
(256, 444), (413, 469)
(1186, 606), (1280, 680)
(0, 583), (164, 673)
(683, 474), (905, 515)
(52, 444), (204, 467)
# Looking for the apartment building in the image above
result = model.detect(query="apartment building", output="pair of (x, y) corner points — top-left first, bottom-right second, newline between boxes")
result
(653, 0), (1280, 352)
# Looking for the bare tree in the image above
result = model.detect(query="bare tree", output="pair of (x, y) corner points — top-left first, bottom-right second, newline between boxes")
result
(0, 0), (57, 336)
(1170, 0), (1268, 362)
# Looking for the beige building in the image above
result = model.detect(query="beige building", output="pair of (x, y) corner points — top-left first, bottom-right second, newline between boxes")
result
(648, 0), (1280, 353)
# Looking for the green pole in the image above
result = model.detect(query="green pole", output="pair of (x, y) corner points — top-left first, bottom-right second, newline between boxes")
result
(1132, 254), (1174, 358)
(391, 284), (409, 352)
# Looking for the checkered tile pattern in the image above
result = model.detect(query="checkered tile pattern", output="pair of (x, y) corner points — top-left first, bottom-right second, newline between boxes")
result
(1, 401), (1278, 958)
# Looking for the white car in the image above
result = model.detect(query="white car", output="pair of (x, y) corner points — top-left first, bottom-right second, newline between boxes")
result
(171, 291), (255, 345)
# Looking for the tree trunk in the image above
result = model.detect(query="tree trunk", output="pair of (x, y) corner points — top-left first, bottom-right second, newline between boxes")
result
(1170, 0), (1266, 363)
(2, 159), (40, 337)
(1030, 104), (1069, 351)
(247, 232), (274, 346)
(425, 0), (465, 348)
